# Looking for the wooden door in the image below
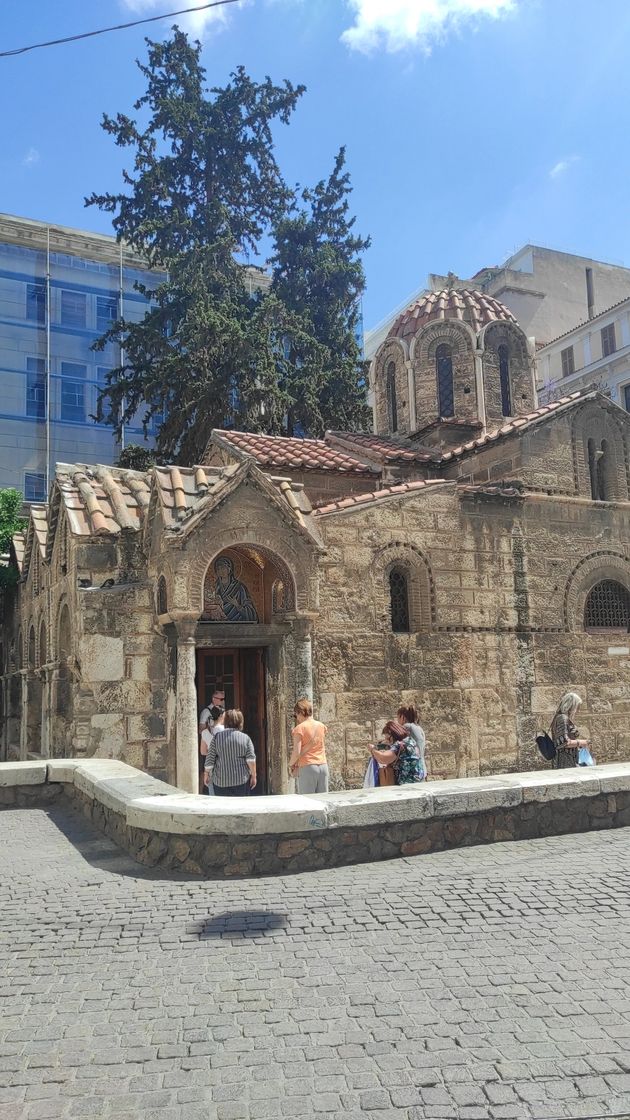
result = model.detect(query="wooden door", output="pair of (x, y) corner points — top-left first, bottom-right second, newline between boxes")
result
(239, 648), (268, 795)
(196, 648), (268, 794)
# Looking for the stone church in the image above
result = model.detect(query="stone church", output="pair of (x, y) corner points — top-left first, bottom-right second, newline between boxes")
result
(2, 287), (630, 793)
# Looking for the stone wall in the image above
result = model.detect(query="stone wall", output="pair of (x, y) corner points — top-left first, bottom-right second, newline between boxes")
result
(313, 486), (630, 785)
(0, 506), (170, 779)
(4, 758), (630, 879)
(413, 321), (478, 429)
(373, 340), (409, 435)
(481, 321), (535, 426)
(77, 584), (168, 777)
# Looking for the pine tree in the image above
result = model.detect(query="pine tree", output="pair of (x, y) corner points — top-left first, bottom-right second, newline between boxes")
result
(88, 30), (371, 461)
(270, 147), (372, 435)
(87, 31), (304, 462)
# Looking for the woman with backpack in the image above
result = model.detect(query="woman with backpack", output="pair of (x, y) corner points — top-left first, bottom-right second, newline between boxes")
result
(550, 692), (591, 769)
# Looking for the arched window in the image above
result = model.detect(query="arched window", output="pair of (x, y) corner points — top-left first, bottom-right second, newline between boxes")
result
(28, 627), (36, 670)
(386, 361), (398, 433)
(157, 576), (168, 616)
(436, 344), (454, 417)
(588, 438), (609, 501)
(498, 344), (511, 417)
(584, 580), (630, 630)
(39, 620), (47, 668)
(587, 437), (598, 500)
(57, 605), (72, 663)
(389, 567), (410, 633)
(598, 439), (609, 501)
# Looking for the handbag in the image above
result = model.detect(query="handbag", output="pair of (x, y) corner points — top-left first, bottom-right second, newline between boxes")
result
(536, 730), (556, 762)
(378, 764), (396, 787)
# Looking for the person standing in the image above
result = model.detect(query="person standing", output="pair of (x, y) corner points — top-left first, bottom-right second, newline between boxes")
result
(369, 721), (425, 784)
(198, 688), (225, 794)
(396, 703), (427, 780)
(550, 692), (590, 769)
(204, 709), (256, 797)
(290, 699), (329, 794)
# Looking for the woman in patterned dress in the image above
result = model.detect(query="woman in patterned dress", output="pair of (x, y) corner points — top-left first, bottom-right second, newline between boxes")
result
(369, 720), (425, 785)
(550, 692), (590, 769)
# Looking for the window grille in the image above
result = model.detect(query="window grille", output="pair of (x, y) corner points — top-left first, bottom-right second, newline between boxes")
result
(389, 567), (410, 633)
(498, 344), (511, 416)
(386, 361), (398, 432)
(601, 323), (616, 358)
(436, 344), (454, 417)
(584, 580), (630, 630)
(561, 346), (575, 378)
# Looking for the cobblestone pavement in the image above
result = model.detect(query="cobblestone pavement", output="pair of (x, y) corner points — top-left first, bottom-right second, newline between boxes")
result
(2, 803), (630, 1120)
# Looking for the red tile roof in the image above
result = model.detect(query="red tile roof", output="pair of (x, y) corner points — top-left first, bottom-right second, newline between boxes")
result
(390, 288), (517, 343)
(326, 430), (434, 464)
(212, 429), (378, 475)
(315, 479), (453, 516)
(440, 391), (585, 461)
(459, 481), (525, 500)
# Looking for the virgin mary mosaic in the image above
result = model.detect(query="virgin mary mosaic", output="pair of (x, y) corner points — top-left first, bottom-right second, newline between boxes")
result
(204, 555), (259, 623)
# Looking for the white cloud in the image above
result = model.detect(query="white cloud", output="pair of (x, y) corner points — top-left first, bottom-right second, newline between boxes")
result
(340, 0), (518, 54)
(119, 0), (247, 38)
(22, 148), (40, 168)
(549, 155), (580, 180)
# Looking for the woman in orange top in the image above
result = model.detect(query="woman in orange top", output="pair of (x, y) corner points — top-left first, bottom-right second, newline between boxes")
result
(289, 698), (329, 794)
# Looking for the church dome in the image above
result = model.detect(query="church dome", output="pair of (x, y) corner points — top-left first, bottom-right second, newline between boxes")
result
(389, 288), (517, 344)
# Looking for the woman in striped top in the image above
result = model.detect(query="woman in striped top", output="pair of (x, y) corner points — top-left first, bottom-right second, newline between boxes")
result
(204, 709), (257, 797)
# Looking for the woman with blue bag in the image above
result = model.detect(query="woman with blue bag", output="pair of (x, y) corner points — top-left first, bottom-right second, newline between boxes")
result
(551, 692), (594, 768)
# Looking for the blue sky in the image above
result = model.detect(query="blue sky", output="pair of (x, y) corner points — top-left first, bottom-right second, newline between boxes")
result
(2, 0), (630, 330)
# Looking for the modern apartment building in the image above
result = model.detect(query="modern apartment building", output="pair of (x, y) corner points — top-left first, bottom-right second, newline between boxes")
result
(0, 213), (159, 501)
(537, 295), (630, 411)
(365, 245), (630, 359)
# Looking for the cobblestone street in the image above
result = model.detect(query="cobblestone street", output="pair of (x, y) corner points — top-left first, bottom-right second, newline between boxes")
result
(2, 802), (630, 1119)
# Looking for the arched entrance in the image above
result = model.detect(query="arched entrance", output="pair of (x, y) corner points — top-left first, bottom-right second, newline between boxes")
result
(195, 546), (301, 795)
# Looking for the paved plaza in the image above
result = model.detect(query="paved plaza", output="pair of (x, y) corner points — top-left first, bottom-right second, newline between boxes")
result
(2, 803), (630, 1120)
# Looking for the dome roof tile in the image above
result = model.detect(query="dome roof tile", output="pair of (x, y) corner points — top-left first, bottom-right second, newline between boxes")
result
(389, 287), (517, 343)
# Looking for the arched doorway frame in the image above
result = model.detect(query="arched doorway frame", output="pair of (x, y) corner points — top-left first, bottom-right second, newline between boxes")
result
(161, 522), (321, 795)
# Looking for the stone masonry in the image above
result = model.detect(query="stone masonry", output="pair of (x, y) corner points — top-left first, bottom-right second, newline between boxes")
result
(1, 287), (630, 796)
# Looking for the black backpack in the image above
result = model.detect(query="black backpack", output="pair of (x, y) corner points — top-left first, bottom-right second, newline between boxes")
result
(536, 731), (556, 762)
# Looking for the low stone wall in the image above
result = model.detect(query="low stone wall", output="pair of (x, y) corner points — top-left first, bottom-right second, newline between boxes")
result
(3, 759), (630, 877)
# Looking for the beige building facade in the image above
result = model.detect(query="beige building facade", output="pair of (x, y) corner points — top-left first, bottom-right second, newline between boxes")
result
(2, 288), (630, 792)
(538, 295), (630, 415)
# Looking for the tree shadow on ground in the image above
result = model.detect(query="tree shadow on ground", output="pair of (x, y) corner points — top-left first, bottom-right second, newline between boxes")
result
(190, 910), (288, 940)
